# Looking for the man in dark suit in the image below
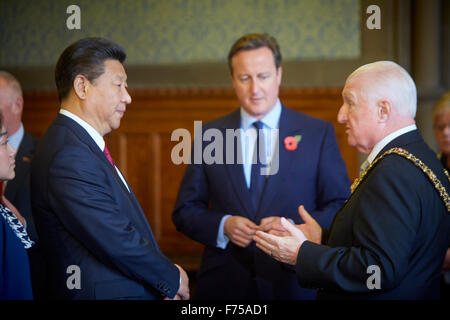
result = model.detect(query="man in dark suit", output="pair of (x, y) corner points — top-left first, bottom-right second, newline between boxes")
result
(0, 71), (44, 299)
(254, 61), (450, 299)
(31, 37), (189, 300)
(172, 33), (350, 299)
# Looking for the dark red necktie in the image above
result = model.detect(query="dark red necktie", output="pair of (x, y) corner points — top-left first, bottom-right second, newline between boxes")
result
(103, 145), (115, 167)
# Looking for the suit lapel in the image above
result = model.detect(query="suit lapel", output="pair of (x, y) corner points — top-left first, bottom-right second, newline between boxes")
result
(54, 114), (159, 246)
(221, 110), (254, 217)
(56, 114), (142, 213)
(256, 107), (302, 219)
(329, 129), (424, 233)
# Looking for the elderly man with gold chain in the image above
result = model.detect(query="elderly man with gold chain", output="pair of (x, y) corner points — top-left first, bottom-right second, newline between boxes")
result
(254, 61), (450, 299)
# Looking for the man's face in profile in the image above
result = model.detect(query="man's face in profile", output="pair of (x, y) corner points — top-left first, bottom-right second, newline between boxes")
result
(85, 59), (132, 136)
(338, 75), (380, 154)
(230, 47), (282, 120)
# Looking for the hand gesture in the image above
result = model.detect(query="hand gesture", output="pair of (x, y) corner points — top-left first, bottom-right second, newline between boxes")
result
(258, 216), (290, 237)
(253, 217), (307, 265)
(296, 205), (322, 245)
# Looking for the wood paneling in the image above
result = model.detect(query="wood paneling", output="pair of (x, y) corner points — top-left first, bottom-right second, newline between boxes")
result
(22, 87), (357, 271)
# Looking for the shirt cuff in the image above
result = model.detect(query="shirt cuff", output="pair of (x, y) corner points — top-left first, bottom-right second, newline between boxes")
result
(216, 214), (231, 249)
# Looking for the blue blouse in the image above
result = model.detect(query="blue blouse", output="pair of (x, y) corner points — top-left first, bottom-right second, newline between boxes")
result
(0, 203), (34, 300)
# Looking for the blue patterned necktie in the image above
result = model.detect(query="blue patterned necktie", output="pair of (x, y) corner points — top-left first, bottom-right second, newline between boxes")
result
(250, 121), (267, 213)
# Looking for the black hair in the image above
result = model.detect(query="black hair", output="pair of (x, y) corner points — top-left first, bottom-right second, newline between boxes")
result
(55, 37), (126, 102)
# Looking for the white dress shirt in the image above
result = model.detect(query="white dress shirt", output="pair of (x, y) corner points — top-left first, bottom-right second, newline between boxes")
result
(8, 123), (24, 152)
(365, 124), (417, 166)
(216, 100), (282, 249)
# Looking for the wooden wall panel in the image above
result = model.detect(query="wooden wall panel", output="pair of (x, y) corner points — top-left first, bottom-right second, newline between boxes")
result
(22, 87), (357, 271)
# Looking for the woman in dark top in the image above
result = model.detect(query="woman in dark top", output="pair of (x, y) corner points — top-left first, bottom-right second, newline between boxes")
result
(0, 114), (34, 299)
(432, 91), (450, 300)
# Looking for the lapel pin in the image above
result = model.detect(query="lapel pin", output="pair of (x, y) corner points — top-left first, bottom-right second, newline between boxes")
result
(284, 135), (302, 151)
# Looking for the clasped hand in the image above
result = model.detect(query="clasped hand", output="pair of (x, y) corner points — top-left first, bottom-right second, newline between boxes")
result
(223, 214), (293, 248)
(225, 205), (322, 266)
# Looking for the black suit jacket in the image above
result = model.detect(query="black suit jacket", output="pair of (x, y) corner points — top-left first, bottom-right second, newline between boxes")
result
(173, 106), (350, 299)
(31, 114), (179, 299)
(297, 130), (450, 299)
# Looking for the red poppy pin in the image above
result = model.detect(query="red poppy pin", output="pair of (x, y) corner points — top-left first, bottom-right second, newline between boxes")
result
(22, 156), (31, 163)
(284, 135), (302, 151)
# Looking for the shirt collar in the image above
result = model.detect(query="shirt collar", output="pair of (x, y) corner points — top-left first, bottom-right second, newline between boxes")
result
(59, 109), (105, 151)
(367, 124), (417, 164)
(240, 99), (281, 130)
(8, 123), (24, 152)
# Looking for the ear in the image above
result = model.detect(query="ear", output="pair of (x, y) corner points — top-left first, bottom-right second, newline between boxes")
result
(11, 95), (23, 115)
(276, 66), (283, 85)
(377, 99), (391, 123)
(73, 75), (90, 100)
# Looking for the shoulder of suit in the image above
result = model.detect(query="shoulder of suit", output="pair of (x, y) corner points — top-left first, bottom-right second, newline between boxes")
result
(372, 144), (446, 184)
(16, 130), (39, 156)
(281, 105), (332, 130)
(202, 106), (333, 131)
(21, 130), (38, 144)
(203, 108), (240, 129)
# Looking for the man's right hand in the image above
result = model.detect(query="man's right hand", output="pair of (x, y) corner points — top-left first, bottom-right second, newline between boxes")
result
(224, 216), (258, 248)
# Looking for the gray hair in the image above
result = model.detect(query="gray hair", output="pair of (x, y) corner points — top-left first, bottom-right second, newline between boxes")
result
(0, 71), (23, 99)
(347, 61), (417, 119)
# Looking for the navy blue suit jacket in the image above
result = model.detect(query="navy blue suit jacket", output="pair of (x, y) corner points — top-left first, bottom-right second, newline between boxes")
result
(297, 130), (450, 299)
(31, 114), (179, 299)
(173, 106), (350, 299)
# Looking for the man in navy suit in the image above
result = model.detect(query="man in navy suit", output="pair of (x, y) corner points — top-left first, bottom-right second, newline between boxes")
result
(254, 61), (450, 299)
(31, 37), (189, 300)
(0, 71), (44, 299)
(172, 33), (350, 299)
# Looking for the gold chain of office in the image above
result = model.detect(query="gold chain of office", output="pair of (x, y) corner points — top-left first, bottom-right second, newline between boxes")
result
(351, 147), (450, 212)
